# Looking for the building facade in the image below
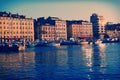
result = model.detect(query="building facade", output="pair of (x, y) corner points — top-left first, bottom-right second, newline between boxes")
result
(55, 20), (67, 40)
(67, 20), (93, 39)
(90, 13), (106, 38)
(40, 24), (55, 41)
(35, 17), (67, 41)
(0, 12), (34, 43)
(105, 23), (120, 39)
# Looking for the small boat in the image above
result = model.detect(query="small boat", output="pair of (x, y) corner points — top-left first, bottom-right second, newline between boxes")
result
(78, 41), (89, 45)
(60, 40), (77, 45)
(45, 42), (60, 47)
(102, 38), (119, 43)
(78, 39), (89, 45)
(0, 43), (19, 52)
(34, 41), (48, 47)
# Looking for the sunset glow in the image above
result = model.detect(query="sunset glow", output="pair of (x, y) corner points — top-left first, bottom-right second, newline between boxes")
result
(0, 0), (119, 23)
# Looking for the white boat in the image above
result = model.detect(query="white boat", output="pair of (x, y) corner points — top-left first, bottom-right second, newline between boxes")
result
(78, 41), (89, 45)
(102, 38), (119, 43)
(46, 42), (60, 47)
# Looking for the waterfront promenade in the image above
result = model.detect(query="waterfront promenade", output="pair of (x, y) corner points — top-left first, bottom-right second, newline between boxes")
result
(0, 43), (120, 80)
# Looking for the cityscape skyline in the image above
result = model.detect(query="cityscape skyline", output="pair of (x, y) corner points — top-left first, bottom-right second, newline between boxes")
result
(0, 0), (120, 23)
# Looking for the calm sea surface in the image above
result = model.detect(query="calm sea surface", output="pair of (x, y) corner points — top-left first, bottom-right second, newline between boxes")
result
(0, 43), (120, 80)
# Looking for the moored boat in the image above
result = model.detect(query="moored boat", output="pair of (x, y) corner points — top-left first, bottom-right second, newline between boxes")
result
(102, 38), (119, 43)
(0, 43), (19, 52)
(77, 39), (89, 45)
(78, 41), (89, 45)
(60, 40), (77, 45)
(46, 42), (60, 47)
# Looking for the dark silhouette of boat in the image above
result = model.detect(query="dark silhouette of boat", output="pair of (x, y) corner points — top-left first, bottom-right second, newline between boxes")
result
(0, 44), (19, 52)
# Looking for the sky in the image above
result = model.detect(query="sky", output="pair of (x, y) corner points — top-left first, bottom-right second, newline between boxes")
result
(0, 0), (120, 23)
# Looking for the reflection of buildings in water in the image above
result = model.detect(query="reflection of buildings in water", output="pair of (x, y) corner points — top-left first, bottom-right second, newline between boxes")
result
(67, 46), (86, 68)
(56, 46), (84, 67)
(0, 52), (36, 79)
(0, 52), (35, 69)
(35, 50), (56, 65)
(81, 44), (107, 73)
(34, 48), (68, 78)
(80, 44), (107, 79)
(98, 44), (106, 53)
(92, 44), (107, 74)
(97, 44), (106, 68)
(34, 50), (58, 78)
(34, 46), (69, 65)
(35, 46), (69, 65)
(81, 45), (93, 67)
(55, 50), (68, 67)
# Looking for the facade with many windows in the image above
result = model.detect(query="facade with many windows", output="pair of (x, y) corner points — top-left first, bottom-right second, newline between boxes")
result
(0, 12), (34, 43)
(55, 20), (67, 40)
(35, 17), (67, 41)
(67, 20), (93, 39)
(40, 24), (55, 41)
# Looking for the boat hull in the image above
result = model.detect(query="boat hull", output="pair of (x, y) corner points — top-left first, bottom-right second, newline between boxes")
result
(0, 44), (19, 52)
(78, 41), (89, 45)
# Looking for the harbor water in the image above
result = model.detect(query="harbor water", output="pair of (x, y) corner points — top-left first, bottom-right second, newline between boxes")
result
(0, 43), (120, 80)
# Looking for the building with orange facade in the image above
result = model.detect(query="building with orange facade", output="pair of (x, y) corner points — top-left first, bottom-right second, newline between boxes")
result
(40, 24), (55, 41)
(35, 17), (67, 41)
(67, 20), (93, 39)
(0, 12), (34, 43)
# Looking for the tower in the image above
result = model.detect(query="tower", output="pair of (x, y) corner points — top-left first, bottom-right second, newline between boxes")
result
(90, 13), (105, 39)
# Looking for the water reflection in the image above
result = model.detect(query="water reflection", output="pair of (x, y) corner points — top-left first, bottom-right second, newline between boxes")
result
(0, 51), (36, 80)
(0, 52), (35, 68)
(81, 45), (93, 67)
(0, 43), (120, 79)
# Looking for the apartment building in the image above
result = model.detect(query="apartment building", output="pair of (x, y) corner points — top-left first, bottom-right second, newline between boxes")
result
(35, 17), (67, 41)
(67, 20), (93, 39)
(40, 24), (55, 41)
(0, 12), (34, 43)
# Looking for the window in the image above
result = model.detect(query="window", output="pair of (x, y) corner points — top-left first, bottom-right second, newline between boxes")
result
(16, 26), (18, 29)
(4, 31), (6, 34)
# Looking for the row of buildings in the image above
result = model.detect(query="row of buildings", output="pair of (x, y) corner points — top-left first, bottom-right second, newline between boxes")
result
(0, 11), (120, 43)
(34, 17), (93, 41)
